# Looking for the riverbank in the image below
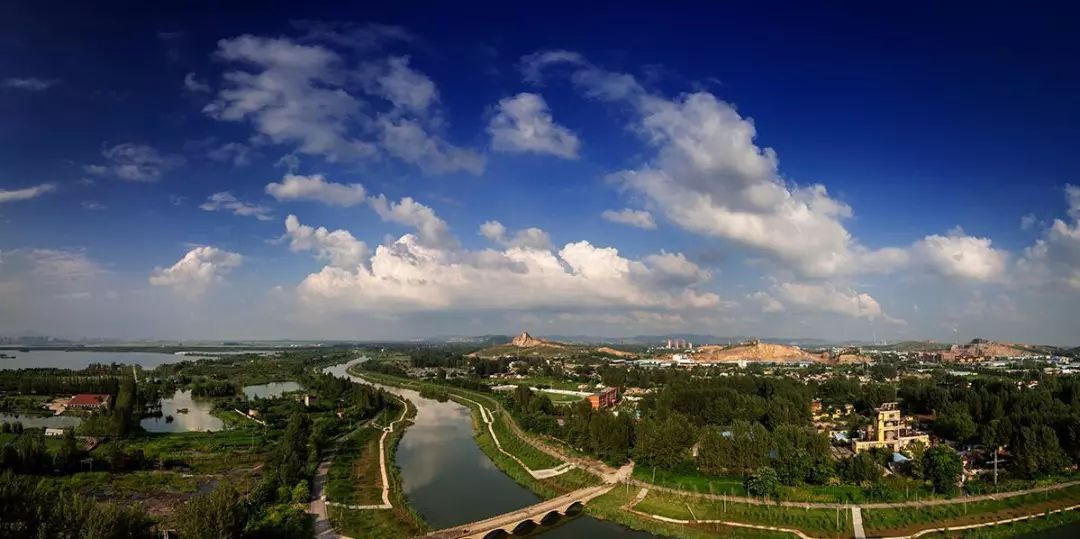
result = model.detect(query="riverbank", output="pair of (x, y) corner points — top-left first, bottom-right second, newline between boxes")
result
(320, 365), (426, 538)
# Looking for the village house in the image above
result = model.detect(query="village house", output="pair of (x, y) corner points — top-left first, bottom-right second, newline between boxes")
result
(66, 393), (111, 410)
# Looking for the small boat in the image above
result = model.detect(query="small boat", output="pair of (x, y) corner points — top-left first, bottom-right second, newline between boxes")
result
(165, 415), (174, 423)
(176, 408), (189, 414)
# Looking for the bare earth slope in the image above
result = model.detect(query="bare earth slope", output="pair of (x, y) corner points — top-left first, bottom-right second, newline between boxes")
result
(692, 340), (822, 363)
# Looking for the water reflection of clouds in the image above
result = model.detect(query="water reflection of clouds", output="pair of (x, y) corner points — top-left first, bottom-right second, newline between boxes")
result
(242, 381), (301, 399)
(140, 390), (224, 433)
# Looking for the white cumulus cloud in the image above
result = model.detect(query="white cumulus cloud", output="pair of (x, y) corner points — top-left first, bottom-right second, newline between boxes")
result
(1018, 185), (1080, 291)
(525, 51), (903, 278)
(368, 194), (457, 248)
(478, 220), (553, 251)
(149, 246), (243, 298)
(771, 281), (900, 323)
(204, 34), (483, 175)
(911, 231), (1008, 282)
(284, 215), (369, 269)
(488, 92), (580, 159)
(295, 233), (720, 313)
(265, 173), (367, 207)
(601, 208), (656, 229)
(199, 192), (273, 221)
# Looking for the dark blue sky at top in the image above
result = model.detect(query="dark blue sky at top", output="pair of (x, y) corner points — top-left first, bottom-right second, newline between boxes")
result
(4, 2), (1079, 250)
(1, 1), (1079, 341)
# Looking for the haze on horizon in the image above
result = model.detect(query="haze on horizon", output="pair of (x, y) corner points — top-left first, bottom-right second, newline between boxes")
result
(1, 3), (1079, 346)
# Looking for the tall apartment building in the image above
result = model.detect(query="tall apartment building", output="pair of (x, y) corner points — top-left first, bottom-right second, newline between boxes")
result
(852, 402), (929, 453)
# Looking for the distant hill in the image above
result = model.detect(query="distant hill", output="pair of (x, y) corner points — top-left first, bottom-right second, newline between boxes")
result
(943, 339), (1039, 360)
(691, 340), (823, 363)
(467, 331), (639, 359)
(862, 341), (950, 352)
(689, 339), (870, 363)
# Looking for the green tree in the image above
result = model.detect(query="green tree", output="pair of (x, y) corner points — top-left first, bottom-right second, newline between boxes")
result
(53, 430), (80, 471)
(922, 445), (963, 494)
(1012, 425), (1069, 477)
(174, 482), (247, 539)
(696, 425), (727, 475)
(905, 440), (928, 479)
(935, 404), (976, 443)
(745, 466), (780, 499)
(838, 452), (880, 484)
(634, 414), (693, 470)
(82, 501), (157, 539)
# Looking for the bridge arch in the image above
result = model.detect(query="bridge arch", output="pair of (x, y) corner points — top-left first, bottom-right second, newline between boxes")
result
(558, 500), (585, 515)
(511, 518), (539, 535)
(540, 510), (563, 525)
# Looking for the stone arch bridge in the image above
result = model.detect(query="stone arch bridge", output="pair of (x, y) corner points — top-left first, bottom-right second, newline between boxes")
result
(422, 484), (614, 539)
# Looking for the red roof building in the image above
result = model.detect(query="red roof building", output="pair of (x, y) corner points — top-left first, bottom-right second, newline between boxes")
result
(67, 394), (111, 409)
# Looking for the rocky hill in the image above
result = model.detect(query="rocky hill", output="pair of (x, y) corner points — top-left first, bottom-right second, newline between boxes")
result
(691, 340), (825, 363)
(468, 331), (573, 358)
(943, 339), (1035, 360)
(467, 331), (640, 359)
(508, 331), (561, 348)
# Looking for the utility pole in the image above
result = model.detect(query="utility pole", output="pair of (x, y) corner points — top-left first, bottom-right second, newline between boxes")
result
(994, 445), (1000, 487)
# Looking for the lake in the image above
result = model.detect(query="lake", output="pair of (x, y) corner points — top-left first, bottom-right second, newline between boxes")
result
(0, 413), (82, 429)
(0, 350), (187, 370)
(324, 359), (657, 538)
(242, 381), (302, 399)
(140, 389), (224, 433)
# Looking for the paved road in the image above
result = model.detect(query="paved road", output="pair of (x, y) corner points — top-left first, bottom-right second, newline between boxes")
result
(851, 507), (865, 539)
(308, 453), (341, 538)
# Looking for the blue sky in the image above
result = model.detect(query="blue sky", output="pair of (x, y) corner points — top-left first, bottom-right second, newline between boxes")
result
(1, 2), (1079, 343)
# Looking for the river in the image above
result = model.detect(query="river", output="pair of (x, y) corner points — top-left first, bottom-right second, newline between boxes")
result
(324, 359), (658, 538)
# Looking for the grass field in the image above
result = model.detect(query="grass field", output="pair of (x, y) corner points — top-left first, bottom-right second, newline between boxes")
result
(631, 466), (939, 504)
(633, 490), (852, 537)
(99, 421), (268, 474)
(587, 486), (794, 539)
(633, 466), (749, 497)
(325, 426), (384, 505)
(918, 508), (1080, 538)
(862, 484), (1080, 536)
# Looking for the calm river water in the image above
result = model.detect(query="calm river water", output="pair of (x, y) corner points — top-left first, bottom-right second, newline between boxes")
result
(324, 359), (658, 538)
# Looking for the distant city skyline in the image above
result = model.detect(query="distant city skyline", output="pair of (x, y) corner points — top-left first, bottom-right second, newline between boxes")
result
(1, 4), (1079, 344)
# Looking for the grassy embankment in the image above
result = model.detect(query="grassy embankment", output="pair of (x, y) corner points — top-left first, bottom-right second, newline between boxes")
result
(918, 509), (1080, 538)
(862, 483), (1080, 536)
(631, 466), (940, 505)
(327, 397), (426, 538)
(633, 488), (851, 538)
(587, 485), (795, 539)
